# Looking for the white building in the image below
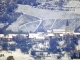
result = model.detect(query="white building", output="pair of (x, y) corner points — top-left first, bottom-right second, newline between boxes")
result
(36, 0), (47, 3)
(0, 34), (4, 38)
(29, 32), (45, 39)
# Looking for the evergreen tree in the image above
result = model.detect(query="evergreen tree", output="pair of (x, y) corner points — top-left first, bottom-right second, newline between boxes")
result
(49, 36), (60, 53)
(0, 0), (21, 31)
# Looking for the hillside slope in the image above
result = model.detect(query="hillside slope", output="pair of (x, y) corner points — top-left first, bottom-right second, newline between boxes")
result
(7, 4), (80, 32)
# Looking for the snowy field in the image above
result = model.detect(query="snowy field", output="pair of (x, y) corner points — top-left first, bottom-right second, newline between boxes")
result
(0, 49), (34, 60)
(7, 3), (80, 32)
(0, 50), (71, 60)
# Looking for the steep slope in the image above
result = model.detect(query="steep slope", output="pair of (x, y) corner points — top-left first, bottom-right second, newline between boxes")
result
(7, 14), (40, 32)
(7, 4), (80, 32)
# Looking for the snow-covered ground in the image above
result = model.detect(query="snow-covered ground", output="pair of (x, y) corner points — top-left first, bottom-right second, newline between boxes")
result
(76, 40), (80, 50)
(64, 1), (80, 14)
(15, 4), (75, 19)
(0, 50), (71, 60)
(0, 23), (4, 28)
(65, 1), (80, 7)
(0, 23), (8, 28)
(0, 49), (34, 60)
(7, 3), (80, 32)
